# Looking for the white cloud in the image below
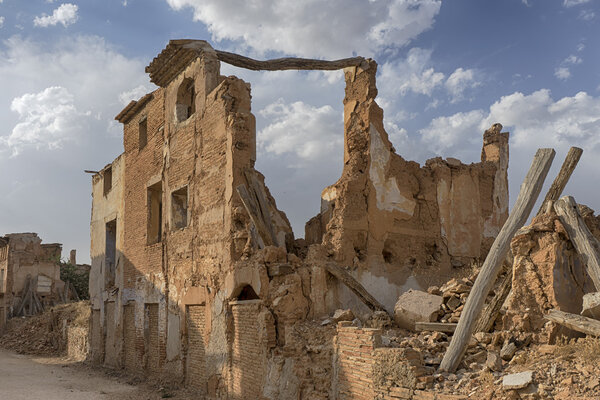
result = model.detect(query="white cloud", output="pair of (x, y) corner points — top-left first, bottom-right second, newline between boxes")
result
(579, 9), (595, 20)
(3, 87), (88, 155)
(118, 84), (152, 105)
(563, 0), (591, 7)
(165, 0), (441, 58)
(577, 43), (585, 52)
(258, 99), (343, 164)
(555, 66), (571, 80)
(419, 110), (486, 157)
(418, 89), (600, 159)
(0, 16), (4, 28)
(34, 3), (79, 28)
(564, 55), (583, 64)
(0, 35), (150, 157)
(445, 67), (480, 102)
(379, 48), (445, 97)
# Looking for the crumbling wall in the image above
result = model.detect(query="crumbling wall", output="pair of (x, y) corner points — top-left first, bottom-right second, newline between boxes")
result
(89, 154), (125, 368)
(506, 210), (597, 339)
(306, 61), (509, 315)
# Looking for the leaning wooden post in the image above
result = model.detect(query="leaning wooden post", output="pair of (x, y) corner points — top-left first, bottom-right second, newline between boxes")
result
(536, 147), (583, 216)
(439, 148), (555, 372)
(544, 309), (600, 337)
(554, 196), (600, 290)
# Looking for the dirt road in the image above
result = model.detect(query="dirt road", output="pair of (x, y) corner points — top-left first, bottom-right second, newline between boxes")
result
(0, 349), (190, 400)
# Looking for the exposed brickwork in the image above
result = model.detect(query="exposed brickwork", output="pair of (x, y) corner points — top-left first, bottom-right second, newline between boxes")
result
(230, 301), (264, 400)
(337, 325), (442, 400)
(146, 303), (160, 373)
(186, 305), (207, 391)
(104, 301), (118, 366)
(123, 303), (137, 370)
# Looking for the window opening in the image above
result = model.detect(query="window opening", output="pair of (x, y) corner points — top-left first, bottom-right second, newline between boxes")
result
(147, 182), (163, 244)
(171, 186), (188, 230)
(103, 166), (113, 196)
(139, 117), (148, 150)
(175, 77), (195, 122)
(105, 219), (117, 288)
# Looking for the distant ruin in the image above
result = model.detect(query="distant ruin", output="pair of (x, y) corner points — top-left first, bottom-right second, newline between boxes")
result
(0, 233), (64, 331)
(86, 40), (513, 398)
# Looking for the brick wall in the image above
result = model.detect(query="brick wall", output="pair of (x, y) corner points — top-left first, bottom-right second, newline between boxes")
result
(230, 300), (264, 400)
(123, 303), (137, 370)
(337, 325), (456, 400)
(104, 301), (118, 367)
(186, 305), (207, 391)
(146, 303), (160, 373)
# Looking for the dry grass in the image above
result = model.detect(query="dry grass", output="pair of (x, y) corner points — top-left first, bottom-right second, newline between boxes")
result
(556, 336), (600, 364)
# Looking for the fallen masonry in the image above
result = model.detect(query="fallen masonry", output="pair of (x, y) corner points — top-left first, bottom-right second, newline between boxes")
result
(81, 39), (600, 399)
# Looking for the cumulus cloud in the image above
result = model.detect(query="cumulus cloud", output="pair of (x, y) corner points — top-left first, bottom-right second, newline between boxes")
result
(258, 99), (343, 164)
(445, 68), (480, 102)
(379, 48), (445, 97)
(34, 3), (79, 27)
(165, 0), (441, 58)
(378, 48), (480, 106)
(417, 89), (600, 159)
(0, 35), (150, 157)
(3, 87), (88, 155)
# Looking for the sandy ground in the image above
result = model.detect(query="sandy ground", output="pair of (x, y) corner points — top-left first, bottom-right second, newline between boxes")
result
(0, 349), (194, 400)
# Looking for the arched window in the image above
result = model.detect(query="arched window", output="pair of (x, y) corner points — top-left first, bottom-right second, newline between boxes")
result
(175, 77), (195, 122)
(235, 284), (259, 301)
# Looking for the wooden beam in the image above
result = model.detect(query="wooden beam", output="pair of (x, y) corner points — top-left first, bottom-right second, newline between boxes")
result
(440, 148), (555, 372)
(474, 257), (514, 333)
(324, 263), (386, 312)
(215, 50), (366, 71)
(545, 309), (600, 337)
(537, 147), (583, 216)
(415, 322), (457, 333)
(554, 195), (600, 290)
(236, 184), (274, 247)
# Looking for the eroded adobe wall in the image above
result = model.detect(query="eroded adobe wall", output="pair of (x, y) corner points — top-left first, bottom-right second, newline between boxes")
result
(89, 154), (125, 367)
(306, 61), (509, 315)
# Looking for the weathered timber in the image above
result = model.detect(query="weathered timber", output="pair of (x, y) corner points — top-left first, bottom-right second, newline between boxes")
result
(15, 276), (32, 317)
(474, 257), (514, 333)
(536, 147), (583, 216)
(215, 50), (366, 71)
(415, 322), (457, 333)
(545, 309), (600, 336)
(236, 184), (274, 247)
(554, 195), (600, 290)
(324, 263), (386, 312)
(440, 148), (555, 372)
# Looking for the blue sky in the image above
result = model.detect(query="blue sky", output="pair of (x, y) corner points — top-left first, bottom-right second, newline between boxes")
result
(0, 0), (599, 263)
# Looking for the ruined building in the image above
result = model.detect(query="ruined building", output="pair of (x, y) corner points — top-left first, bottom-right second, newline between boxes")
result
(0, 233), (65, 332)
(89, 40), (509, 398)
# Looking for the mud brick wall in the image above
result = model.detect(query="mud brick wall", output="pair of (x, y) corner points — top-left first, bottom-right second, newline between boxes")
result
(337, 325), (449, 400)
(230, 300), (265, 399)
(123, 303), (137, 370)
(122, 89), (165, 288)
(146, 303), (161, 372)
(337, 325), (379, 399)
(186, 305), (207, 391)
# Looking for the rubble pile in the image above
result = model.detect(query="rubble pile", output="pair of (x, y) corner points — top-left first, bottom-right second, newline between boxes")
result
(0, 301), (89, 357)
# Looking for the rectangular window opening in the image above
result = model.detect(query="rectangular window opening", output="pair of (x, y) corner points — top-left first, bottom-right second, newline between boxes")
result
(171, 186), (188, 230)
(139, 117), (147, 150)
(105, 219), (117, 288)
(147, 182), (163, 244)
(103, 166), (113, 196)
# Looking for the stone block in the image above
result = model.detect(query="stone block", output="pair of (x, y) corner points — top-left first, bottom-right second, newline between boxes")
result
(502, 371), (533, 390)
(582, 292), (600, 319)
(394, 289), (443, 330)
(332, 309), (355, 322)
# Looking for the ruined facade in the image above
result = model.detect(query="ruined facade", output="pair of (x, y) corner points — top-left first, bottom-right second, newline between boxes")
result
(89, 40), (509, 398)
(0, 233), (64, 331)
